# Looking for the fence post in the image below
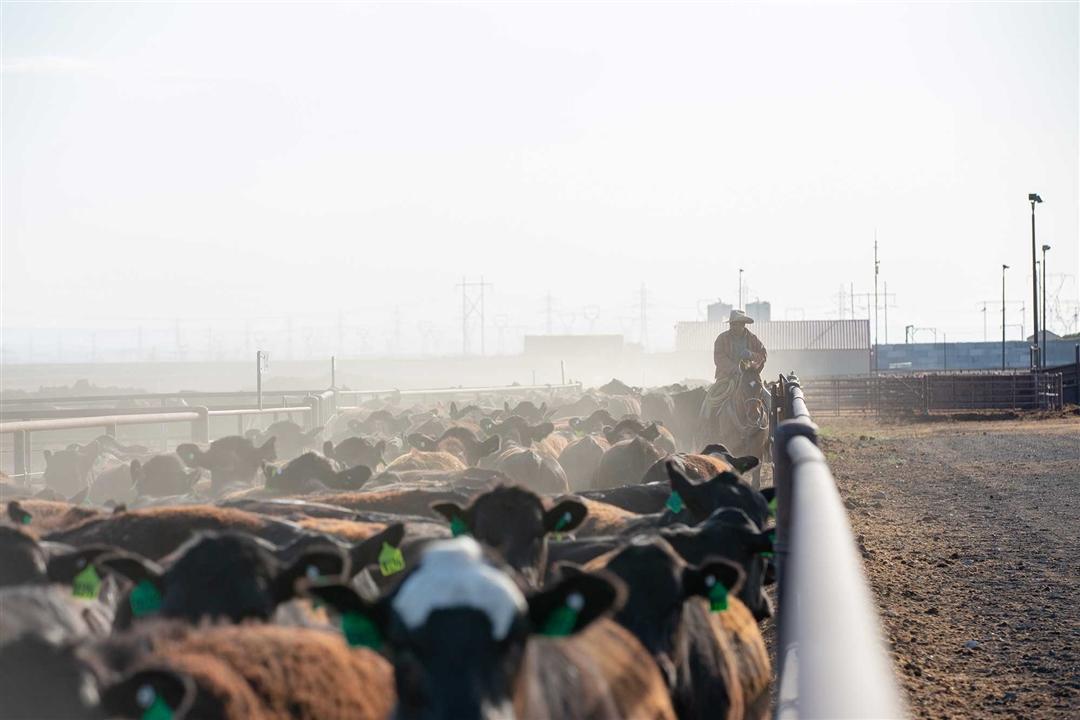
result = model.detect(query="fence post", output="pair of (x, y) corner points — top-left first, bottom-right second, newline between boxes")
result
(13, 430), (27, 484)
(191, 406), (210, 444)
(306, 395), (320, 432)
(103, 424), (117, 438)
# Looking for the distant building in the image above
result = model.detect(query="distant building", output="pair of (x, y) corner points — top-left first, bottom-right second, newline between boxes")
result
(1027, 330), (1060, 342)
(706, 300), (733, 323)
(746, 301), (771, 323)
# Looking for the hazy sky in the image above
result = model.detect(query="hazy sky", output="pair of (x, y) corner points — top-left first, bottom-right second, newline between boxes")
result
(2, 2), (1077, 358)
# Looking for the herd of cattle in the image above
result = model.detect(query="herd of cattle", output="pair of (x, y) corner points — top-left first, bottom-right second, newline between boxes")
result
(1, 379), (777, 719)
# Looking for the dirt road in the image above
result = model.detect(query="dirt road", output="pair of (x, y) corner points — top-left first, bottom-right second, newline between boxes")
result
(817, 414), (1079, 718)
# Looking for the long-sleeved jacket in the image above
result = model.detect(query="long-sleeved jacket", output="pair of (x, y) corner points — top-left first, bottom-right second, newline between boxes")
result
(713, 328), (767, 379)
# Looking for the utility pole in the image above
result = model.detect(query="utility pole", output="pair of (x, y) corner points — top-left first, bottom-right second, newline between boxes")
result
(1029, 194), (1042, 367)
(1041, 244), (1050, 367)
(873, 232), (880, 348)
(1002, 264), (1009, 369)
(738, 269), (744, 310)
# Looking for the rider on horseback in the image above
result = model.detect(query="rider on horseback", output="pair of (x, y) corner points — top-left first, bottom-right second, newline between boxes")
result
(713, 309), (767, 380)
(701, 309), (769, 425)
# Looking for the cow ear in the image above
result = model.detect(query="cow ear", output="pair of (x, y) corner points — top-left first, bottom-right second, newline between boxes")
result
(47, 546), (119, 584)
(299, 581), (388, 650)
(274, 546), (349, 603)
(262, 463), (276, 484)
(101, 667), (195, 720)
(7, 500), (32, 526)
(175, 444), (202, 468)
(732, 456), (759, 473)
(374, 440), (387, 460)
(407, 434), (437, 452)
(323, 441), (335, 459)
(479, 435), (501, 458)
(431, 502), (470, 536)
(603, 426), (618, 445)
(641, 423), (661, 441)
(666, 461), (695, 505)
(334, 465), (372, 490)
(450, 402), (460, 419)
(504, 401), (511, 413)
(348, 522), (406, 577)
(751, 528), (775, 557)
(531, 422), (554, 442)
(682, 558), (745, 605)
(543, 499), (588, 535)
(527, 571), (625, 637)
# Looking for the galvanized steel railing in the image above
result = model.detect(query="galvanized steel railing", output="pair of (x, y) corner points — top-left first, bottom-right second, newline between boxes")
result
(772, 373), (906, 719)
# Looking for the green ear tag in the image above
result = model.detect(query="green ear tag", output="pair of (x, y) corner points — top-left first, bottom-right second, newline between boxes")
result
(541, 591), (583, 637)
(129, 580), (163, 617)
(71, 565), (102, 600)
(768, 497), (777, 516)
(760, 550), (774, 559)
(450, 516), (468, 537)
(341, 611), (381, 649)
(553, 511), (572, 532)
(708, 582), (728, 612)
(19, 512), (32, 525)
(378, 542), (406, 577)
(665, 491), (685, 515)
(141, 695), (173, 720)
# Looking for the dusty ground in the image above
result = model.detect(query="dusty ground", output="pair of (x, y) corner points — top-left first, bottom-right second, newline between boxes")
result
(815, 412), (1080, 718)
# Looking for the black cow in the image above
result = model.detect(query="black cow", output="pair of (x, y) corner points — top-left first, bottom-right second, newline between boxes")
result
(264, 452), (372, 494)
(176, 436), (276, 494)
(305, 536), (676, 720)
(432, 484), (587, 585)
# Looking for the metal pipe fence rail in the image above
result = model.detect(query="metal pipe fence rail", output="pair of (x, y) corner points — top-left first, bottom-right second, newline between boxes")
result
(772, 374), (906, 719)
(0, 383), (580, 482)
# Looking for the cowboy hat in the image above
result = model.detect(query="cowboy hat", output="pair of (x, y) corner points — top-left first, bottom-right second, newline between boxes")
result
(729, 309), (754, 324)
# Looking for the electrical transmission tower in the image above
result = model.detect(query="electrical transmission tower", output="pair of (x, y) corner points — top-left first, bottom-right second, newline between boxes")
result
(457, 277), (492, 355)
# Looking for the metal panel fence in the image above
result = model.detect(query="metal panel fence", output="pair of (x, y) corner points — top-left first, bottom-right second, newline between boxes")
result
(801, 372), (1065, 416)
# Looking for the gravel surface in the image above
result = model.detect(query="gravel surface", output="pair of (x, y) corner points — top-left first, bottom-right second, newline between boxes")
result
(819, 413), (1080, 719)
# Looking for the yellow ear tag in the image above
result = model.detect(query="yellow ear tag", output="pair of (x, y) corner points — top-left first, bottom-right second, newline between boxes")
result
(378, 542), (405, 577)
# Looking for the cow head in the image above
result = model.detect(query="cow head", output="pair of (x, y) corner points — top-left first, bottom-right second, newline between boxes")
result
(42, 443), (99, 497)
(560, 536), (744, 689)
(432, 485), (586, 585)
(661, 508), (774, 621)
(304, 537), (622, 720)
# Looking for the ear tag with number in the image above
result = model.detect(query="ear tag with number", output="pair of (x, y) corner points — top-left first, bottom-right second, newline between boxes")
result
(665, 491), (685, 515)
(542, 591), (583, 637)
(136, 685), (172, 720)
(378, 542), (406, 576)
(450, 516), (468, 537)
(341, 611), (382, 649)
(129, 580), (163, 617)
(705, 574), (728, 612)
(768, 497), (777, 516)
(72, 564), (102, 600)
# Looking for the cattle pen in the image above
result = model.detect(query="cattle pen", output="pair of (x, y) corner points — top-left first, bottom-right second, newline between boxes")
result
(0, 374), (912, 718)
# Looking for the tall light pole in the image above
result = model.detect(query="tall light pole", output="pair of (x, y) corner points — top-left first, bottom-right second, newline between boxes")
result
(738, 268), (744, 310)
(1028, 193), (1042, 367)
(1002, 264), (1009, 369)
(1041, 244), (1050, 367)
